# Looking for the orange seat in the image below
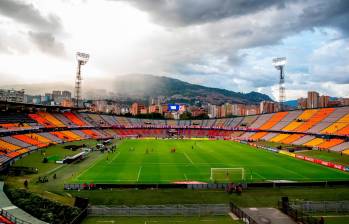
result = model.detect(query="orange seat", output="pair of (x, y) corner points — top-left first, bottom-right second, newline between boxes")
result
(259, 112), (288, 130)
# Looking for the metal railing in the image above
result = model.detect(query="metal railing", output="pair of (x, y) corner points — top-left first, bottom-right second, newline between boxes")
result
(278, 199), (320, 224)
(88, 204), (230, 217)
(290, 200), (349, 213)
(0, 208), (32, 224)
(229, 202), (258, 224)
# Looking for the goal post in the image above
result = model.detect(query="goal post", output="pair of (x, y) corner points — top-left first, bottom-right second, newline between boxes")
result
(210, 168), (245, 183)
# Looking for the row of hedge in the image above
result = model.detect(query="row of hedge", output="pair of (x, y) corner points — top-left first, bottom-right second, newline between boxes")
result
(4, 185), (81, 224)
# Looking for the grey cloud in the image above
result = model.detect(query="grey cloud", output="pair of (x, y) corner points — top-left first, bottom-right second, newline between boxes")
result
(0, 0), (65, 56)
(118, 0), (290, 27)
(28, 31), (65, 57)
(0, 0), (62, 32)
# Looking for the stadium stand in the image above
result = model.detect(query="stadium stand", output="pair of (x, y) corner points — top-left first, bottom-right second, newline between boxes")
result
(317, 138), (344, 149)
(269, 133), (290, 143)
(321, 109), (349, 135)
(238, 115), (258, 128)
(260, 132), (278, 141)
(294, 108), (334, 132)
(249, 132), (268, 141)
(282, 109), (318, 131)
(38, 133), (63, 144)
(12, 134), (48, 148)
(63, 112), (87, 126)
(307, 107), (349, 134)
(0, 139), (20, 151)
(330, 142), (349, 152)
(52, 113), (77, 127)
(28, 113), (54, 127)
(37, 112), (66, 127)
(270, 110), (302, 131)
(280, 134), (304, 144)
(292, 135), (316, 145)
(1, 136), (32, 149)
(303, 138), (325, 147)
(249, 113), (274, 129)
(25, 133), (53, 145)
(259, 111), (288, 130)
(2, 105), (349, 167)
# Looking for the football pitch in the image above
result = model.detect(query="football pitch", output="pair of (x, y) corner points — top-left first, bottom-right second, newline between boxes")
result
(72, 139), (349, 184)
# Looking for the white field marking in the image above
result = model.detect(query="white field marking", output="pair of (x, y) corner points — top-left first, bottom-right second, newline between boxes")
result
(184, 173), (188, 180)
(252, 170), (267, 180)
(137, 166), (142, 182)
(184, 152), (194, 164)
(107, 151), (121, 164)
(75, 153), (107, 180)
(96, 221), (115, 223)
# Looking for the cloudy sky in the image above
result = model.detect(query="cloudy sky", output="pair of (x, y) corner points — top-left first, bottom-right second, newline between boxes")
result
(0, 0), (348, 100)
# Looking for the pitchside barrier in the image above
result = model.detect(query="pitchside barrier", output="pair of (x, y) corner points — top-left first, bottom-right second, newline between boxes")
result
(88, 204), (230, 216)
(290, 200), (349, 213)
(64, 180), (349, 190)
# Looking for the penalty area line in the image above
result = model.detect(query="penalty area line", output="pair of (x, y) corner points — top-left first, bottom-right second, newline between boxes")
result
(184, 152), (194, 164)
(137, 166), (142, 182)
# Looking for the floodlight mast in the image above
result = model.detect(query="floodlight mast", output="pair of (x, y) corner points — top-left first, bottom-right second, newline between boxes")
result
(272, 57), (287, 111)
(75, 52), (89, 108)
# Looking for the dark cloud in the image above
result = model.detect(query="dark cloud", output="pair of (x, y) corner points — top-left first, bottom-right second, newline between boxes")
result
(119, 0), (349, 35)
(118, 0), (290, 26)
(0, 0), (62, 32)
(299, 0), (349, 34)
(28, 31), (65, 57)
(0, 0), (65, 56)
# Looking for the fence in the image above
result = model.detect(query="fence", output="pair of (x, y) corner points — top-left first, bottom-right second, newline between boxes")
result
(88, 204), (230, 217)
(229, 202), (258, 224)
(278, 199), (320, 224)
(0, 208), (32, 224)
(290, 200), (349, 213)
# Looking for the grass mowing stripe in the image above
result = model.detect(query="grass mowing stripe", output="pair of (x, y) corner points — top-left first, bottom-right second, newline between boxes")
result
(75, 139), (349, 184)
(75, 152), (107, 181)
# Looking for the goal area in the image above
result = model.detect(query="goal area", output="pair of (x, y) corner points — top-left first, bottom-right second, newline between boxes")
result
(210, 168), (245, 183)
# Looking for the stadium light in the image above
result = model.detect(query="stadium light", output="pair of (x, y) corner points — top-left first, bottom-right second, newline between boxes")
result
(75, 52), (89, 108)
(272, 57), (287, 111)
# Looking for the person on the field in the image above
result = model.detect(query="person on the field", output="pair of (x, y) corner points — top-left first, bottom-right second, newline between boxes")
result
(319, 217), (324, 224)
(24, 179), (28, 188)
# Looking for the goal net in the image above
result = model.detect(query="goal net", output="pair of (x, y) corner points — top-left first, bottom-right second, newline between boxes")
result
(210, 168), (245, 183)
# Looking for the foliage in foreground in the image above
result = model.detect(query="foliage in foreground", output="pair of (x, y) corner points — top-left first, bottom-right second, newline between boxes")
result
(4, 185), (81, 224)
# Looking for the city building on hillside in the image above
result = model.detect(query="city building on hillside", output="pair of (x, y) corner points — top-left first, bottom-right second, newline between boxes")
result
(319, 95), (330, 108)
(260, 101), (279, 114)
(297, 91), (348, 109)
(149, 104), (160, 113)
(297, 97), (307, 109)
(131, 102), (146, 115)
(307, 91), (319, 108)
(0, 89), (25, 103)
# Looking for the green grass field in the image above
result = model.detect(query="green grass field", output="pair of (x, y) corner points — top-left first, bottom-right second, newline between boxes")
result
(297, 150), (349, 166)
(72, 139), (349, 184)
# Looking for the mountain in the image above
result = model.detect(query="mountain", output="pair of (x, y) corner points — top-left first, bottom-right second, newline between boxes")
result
(284, 100), (298, 108)
(112, 74), (272, 105)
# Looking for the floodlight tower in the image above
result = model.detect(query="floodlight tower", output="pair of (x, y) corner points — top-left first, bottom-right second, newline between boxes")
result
(75, 52), (89, 108)
(272, 57), (287, 111)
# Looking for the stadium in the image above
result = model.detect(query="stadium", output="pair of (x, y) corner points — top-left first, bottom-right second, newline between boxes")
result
(1, 1), (349, 224)
(1, 102), (349, 223)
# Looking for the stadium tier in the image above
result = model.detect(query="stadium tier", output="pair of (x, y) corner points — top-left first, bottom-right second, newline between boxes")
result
(259, 111), (288, 130)
(1, 106), (349, 167)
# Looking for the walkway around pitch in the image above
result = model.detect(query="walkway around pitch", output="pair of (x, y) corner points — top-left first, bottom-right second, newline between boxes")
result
(0, 182), (47, 224)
